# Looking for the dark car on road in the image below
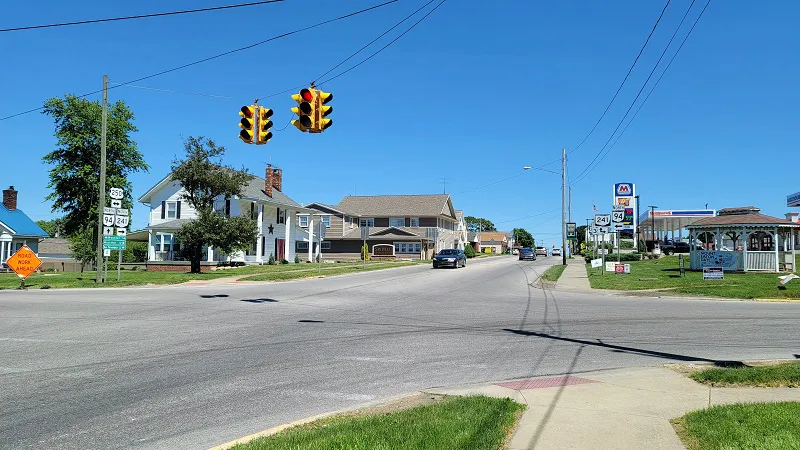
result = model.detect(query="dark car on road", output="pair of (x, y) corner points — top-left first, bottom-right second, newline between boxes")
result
(433, 249), (466, 268)
(519, 247), (536, 261)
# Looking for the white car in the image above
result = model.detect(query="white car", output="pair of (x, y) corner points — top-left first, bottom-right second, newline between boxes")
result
(551, 248), (562, 256)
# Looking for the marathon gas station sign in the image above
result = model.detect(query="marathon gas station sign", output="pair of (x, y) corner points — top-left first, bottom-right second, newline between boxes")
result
(788, 191), (800, 207)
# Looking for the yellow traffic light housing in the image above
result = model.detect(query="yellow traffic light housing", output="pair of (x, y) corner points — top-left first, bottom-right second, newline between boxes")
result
(238, 105), (255, 143)
(316, 90), (333, 131)
(291, 88), (316, 132)
(256, 107), (273, 145)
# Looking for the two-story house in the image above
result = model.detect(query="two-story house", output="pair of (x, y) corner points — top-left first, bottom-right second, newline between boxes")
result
(0, 186), (48, 264)
(298, 194), (460, 260)
(138, 165), (316, 271)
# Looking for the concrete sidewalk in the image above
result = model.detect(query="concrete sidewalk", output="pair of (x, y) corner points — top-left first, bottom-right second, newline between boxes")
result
(427, 366), (800, 449)
(555, 258), (592, 291)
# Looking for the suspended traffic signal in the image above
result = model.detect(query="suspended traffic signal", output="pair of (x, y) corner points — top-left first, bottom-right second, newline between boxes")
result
(316, 90), (333, 131)
(238, 105), (255, 143)
(256, 107), (273, 145)
(291, 88), (315, 132)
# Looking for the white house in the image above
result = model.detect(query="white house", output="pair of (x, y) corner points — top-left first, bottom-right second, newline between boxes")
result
(137, 165), (317, 271)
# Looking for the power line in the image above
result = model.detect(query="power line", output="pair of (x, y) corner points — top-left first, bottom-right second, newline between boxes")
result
(0, 1), (399, 122)
(587, 0), (712, 173)
(450, 163), (559, 197)
(569, 0), (672, 154)
(318, 0), (447, 86)
(113, 83), (237, 99)
(571, 0), (708, 185)
(0, 0), (285, 33)
(494, 209), (561, 225)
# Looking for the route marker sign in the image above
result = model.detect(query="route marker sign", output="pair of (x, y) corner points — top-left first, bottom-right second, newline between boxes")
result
(6, 245), (42, 279)
(594, 214), (611, 227)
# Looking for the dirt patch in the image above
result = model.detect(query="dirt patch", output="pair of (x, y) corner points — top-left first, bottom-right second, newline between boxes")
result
(340, 392), (448, 417)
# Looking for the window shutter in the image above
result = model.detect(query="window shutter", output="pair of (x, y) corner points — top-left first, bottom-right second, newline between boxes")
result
(176, 201), (181, 219)
(277, 207), (281, 224)
(161, 201), (166, 219)
(225, 199), (231, 217)
(250, 202), (255, 219)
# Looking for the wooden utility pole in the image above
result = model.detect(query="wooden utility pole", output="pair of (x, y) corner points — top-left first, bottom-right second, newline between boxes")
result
(95, 75), (108, 284)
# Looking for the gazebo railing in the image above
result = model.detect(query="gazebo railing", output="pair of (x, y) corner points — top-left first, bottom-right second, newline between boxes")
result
(746, 251), (776, 271)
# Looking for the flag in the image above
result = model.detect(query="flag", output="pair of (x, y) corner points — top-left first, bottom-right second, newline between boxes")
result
(593, 203), (598, 212)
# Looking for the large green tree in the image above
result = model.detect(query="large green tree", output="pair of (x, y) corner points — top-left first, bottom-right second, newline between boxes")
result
(513, 228), (535, 248)
(172, 137), (257, 273)
(42, 95), (148, 238)
(464, 216), (496, 232)
(36, 217), (65, 237)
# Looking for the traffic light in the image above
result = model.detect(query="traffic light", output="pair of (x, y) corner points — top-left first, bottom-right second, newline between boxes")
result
(291, 88), (315, 132)
(238, 105), (255, 143)
(256, 107), (273, 145)
(316, 90), (333, 131)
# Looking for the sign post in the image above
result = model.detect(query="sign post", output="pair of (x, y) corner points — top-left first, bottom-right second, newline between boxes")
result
(5, 245), (42, 290)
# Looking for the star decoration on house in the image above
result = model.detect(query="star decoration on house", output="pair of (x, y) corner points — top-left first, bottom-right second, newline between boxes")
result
(267, 224), (274, 234)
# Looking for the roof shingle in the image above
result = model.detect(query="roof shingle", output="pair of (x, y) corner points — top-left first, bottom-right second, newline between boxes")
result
(336, 195), (453, 217)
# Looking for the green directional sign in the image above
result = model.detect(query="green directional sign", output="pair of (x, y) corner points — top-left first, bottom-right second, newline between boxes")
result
(103, 235), (127, 250)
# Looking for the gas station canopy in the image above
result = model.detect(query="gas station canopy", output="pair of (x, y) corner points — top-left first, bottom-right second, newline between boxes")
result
(639, 209), (716, 241)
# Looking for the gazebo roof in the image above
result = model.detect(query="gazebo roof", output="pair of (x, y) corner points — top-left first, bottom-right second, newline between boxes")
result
(688, 212), (798, 228)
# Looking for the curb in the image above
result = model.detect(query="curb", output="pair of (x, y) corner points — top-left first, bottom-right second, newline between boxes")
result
(208, 391), (426, 449)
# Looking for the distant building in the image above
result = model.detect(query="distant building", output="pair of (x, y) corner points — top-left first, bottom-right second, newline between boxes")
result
(0, 186), (48, 264)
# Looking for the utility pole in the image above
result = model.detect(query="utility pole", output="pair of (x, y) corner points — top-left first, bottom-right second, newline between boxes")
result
(95, 75), (108, 284)
(568, 186), (573, 255)
(561, 148), (567, 266)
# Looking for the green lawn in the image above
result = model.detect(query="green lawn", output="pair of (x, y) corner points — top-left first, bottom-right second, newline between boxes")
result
(231, 396), (524, 450)
(674, 402), (800, 450)
(0, 260), (421, 290)
(586, 255), (800, 299)
(541, 264), (566, 282)
(690, 361), (800, 387)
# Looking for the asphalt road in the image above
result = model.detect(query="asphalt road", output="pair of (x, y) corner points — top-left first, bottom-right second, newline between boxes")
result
(2, 256), (799, 449)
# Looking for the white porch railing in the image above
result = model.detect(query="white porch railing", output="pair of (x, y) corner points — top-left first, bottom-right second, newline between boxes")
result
(746, 251), (776, 271)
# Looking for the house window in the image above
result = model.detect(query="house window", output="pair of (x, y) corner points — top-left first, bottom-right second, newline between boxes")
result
(299, 215), (308, 227)
(389, 217), (405, 228)
(296, 241), (309, 250)
(166, 201), (177, 219)
(214, 199), (226, 215)
(277, 208), (285, 224)
(410, 217), (419, 227)
(321, 241), (331, 250)
(360, 218), (375, 228)
(321, 216), (331, 228)
(394, 242), (421, 254)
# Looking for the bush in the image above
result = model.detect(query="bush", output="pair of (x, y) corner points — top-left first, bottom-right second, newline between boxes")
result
(280, 259), (289, 264)
(464, 245), (476, 258)
(268, 253), (276, 265)
(620, 241), (634, 249)
(584, 252), (641, 262)
(294, 255), (300, 264)
(361, 243), (370, 261)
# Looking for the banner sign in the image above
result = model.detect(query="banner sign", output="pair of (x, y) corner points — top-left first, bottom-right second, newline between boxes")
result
(700, 250), (738, 270)
(703, 267), (724, 280)
(788, 191), (800, 207)
(566, 222), (577, 241)
(591, 258), (602, 269)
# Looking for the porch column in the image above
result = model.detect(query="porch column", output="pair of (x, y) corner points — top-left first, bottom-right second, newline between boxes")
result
(0, 241), (5, 262)
(148, 230), (155, 261)
(207, 246), (214, 262)
(256, 205), (264, 264)
(308, 217), (314, 262)
(775, 227), (780, 272)
(284, 210), (291, 261)
(742, 228), (749, 272)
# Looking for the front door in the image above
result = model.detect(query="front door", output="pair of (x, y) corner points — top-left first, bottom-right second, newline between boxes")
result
(276, 239), (285, 260)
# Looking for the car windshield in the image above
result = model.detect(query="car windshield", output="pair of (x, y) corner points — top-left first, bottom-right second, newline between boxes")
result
(521, 248), (533, 252)
(438, 250), (458, 255)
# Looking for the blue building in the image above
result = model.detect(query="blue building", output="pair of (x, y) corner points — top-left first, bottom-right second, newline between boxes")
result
(1, 186), (48, 263)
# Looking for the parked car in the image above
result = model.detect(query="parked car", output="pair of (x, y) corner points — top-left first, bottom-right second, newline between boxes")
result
(551, 247), (562, 256)
(535, 247), (548, 257)
(512, 249), (519, 255)
(433, 249), (466, 268)
(518, 247), (536, 261)
(660, 240), (691, 255)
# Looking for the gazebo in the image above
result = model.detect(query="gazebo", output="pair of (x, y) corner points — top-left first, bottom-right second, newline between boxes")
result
(687, 206), (799, 273)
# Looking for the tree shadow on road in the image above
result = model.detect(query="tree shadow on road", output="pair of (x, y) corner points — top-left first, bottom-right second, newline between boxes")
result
(240, 298), (279, 303)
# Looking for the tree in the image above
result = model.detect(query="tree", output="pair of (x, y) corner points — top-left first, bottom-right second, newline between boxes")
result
(68, 229), (96, 273)
(576, 225), (587, 247)
(36, 217), (65, 237)
(464, 216), (496, 232)
(463, 243), (476, 258)
(172, 137), (257, 273)
(42, 95), (148, 238)
(513, 228), (535, 248)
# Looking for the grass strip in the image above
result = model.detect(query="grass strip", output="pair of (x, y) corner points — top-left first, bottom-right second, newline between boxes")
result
(239, 261), (418, 281)
(232, 395), (524, 450)
(689, 361), (800, 387)
(540, 264), (566, 282)
(674, 402), (800, 450)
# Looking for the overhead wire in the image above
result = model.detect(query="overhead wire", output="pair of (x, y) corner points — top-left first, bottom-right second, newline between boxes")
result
(0, 0), (285, 33)
(570, 0), (706, 185)
(569, 0), (672, 154)
(590, 0), (712, 172)
(0, 0), (399, 122)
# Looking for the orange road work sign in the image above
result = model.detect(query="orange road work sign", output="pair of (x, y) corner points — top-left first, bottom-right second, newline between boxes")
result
(6, 245), (42, 279)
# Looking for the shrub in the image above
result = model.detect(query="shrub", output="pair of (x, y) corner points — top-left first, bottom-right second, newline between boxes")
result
(606, 253), (641, 261)
(464, 244), (476, 258)
(294, 255), (300, 264)
(620, 241), (634, 249)
(361, 243), (370, 261)
(280, 259), (289, 264)
(268, 253), (276, 265)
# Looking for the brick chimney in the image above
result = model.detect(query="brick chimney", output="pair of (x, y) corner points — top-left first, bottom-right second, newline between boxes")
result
(272, 168), (282, 192)
(2, 186), (17, 211)
(265, 165), (274, 198)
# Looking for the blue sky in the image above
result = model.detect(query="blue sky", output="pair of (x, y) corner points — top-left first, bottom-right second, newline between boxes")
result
(1, 0), (798, 247)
